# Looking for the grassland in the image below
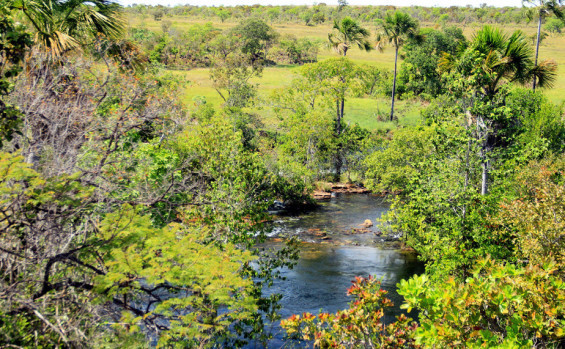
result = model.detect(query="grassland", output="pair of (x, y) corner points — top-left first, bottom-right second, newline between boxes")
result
(129, 15), (565, 131)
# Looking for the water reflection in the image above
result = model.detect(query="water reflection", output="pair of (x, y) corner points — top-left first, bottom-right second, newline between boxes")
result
(269, 244), (424, 323)
(255, 194), (425, 348)
(261, 246), (423, 347)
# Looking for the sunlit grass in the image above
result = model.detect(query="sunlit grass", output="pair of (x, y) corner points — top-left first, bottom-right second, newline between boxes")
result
(131, 14), (565, 131)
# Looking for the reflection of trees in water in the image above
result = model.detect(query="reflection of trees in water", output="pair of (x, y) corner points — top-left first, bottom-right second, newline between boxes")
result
(273, 245), (423, 326)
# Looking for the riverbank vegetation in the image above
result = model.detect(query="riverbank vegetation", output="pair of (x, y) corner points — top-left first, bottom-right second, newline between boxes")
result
(1, 1), (564, 348)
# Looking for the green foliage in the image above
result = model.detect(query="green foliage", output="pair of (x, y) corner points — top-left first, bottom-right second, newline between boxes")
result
(271, 58), (370, 182)
(267, 35), (319, 65)
(275, 109), (335, 184)
(495, 156), (565, 267)
(300, 58), (362, 99)
(376, 11), (420, 51)
(210, 51), (260, 108)
(398, 27), (467, 99)
(14, 0), (125, 56)
(357, 64), (390, 97)
(376, 11), (420, 120)
(129, 23), (222, 68)
(0, 50), (306, 347)
(399, 257), (565, 348)
(94, 205), (258, 348)
(173, 113), (307, 241)
(122, 4), (544, 27)
(441, 26), (556, 96)
(378, 133), (514, 277)
(505, 88), (565, 154)
(0, 1), (32, 146)
(544, 17), (565, 33)
(207, 22), (279, 107)
(364, 126), (436, 193)
(215, 8), (230, 22)
(231, 18), (277, 62)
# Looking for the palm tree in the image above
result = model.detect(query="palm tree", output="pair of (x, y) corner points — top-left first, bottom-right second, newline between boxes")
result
(440, 26), (556, 195)
(327, 17), (372, 57)
(441, 26), (557, 98)
(523, 0), (564, 91)
(14, 0), (125, 56)
(375, 11), (419, 121)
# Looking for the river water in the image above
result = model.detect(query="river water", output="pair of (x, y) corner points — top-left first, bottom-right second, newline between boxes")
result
(258, 193), (425, 348)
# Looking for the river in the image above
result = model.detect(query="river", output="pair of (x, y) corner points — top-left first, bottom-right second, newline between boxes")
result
(257, 193), (425, 348)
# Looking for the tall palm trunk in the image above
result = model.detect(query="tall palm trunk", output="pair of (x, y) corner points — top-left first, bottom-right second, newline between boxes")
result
(334, 97), (345, 182)
(390, 45), (399, 121)
(533, 14), (542, 91)
(477, 115), (489, 195)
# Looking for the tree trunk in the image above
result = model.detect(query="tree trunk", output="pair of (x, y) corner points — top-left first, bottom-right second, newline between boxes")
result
(481, 156), (489, 196)
(462, 111), (472, 219)
(339, 97), (344, 131)
(334, 98), (345, 182)
(477, 115), (489, 196)
(533, 14), (542, 91)
(390, 45), (399, 121)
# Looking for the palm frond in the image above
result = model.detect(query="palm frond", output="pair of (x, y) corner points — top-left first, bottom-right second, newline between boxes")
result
(377, 11), (419, 49)
(438, 52), (456, 73)
(19, 0), (125, 56)
(472, 26), (506, 54)
(328, 17), (371, 55)
(529, 59), (558, 88)
(36, 30), (80, 56)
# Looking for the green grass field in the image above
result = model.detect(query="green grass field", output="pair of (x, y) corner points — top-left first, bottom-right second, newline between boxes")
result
(130, 15), (565, 131)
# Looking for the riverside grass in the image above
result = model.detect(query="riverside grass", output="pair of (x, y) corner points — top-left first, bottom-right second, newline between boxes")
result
(129, 15), (565, 131)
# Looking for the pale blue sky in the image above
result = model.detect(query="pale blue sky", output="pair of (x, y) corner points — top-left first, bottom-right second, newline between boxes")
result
(119, 0), (524, 9)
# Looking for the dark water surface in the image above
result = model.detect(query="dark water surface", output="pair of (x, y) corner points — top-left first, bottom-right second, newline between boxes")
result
(256, 194), (425, 348)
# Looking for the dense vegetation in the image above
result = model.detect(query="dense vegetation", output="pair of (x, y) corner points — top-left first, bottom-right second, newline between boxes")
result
(1, 0), (564, 348)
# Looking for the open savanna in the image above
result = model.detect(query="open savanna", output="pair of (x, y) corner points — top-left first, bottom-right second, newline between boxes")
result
(129, 14), (565, 131)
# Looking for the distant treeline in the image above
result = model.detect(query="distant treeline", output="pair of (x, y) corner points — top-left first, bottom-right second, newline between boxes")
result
(125, 4), (539, 26)
(128, 21), (320, 69)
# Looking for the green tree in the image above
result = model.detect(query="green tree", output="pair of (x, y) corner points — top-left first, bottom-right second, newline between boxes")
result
(398, 26), (467, 99)
(545, 17), (565, 33)
(364, 126), (436, 194)
(209, 45), (261, 108)
(399, 258), (565, 348)
(0, 0), (32, 146)
(216, 8), (230, 23)
(231, 18), (277, 63)
(267, 7), (280, 24)
(327, 17), (372, 57)
(375, 11), (420, 121)
(0, 59), (304, 347)
(523, 0), (564, 90)
(14, 0), (125, 56)
(300, 58), (362, 181)
(397, 158), (565, 348)
(440, 26), (556, 195)
(269, 58), (368, 183)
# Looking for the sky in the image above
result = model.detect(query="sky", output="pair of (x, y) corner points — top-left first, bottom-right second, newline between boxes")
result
(118, 0), (524, 9)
